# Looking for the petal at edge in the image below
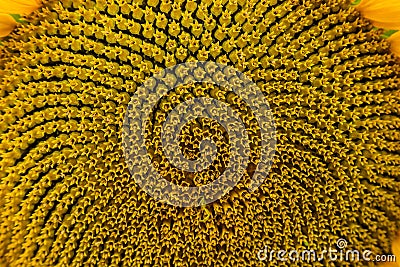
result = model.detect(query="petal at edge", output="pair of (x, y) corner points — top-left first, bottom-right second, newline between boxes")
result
(388, 31), (400, 58)
(0, 0), (40, 15)
(0, 13), (17, 37)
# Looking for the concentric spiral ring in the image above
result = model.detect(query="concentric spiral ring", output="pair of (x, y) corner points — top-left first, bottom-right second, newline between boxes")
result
(337, 238), (348, 249)
(122, 61), (276, 207)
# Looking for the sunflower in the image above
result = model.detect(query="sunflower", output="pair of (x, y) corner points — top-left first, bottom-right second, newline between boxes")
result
(0, 0), (400, 266)
(0, 0), (41, 37)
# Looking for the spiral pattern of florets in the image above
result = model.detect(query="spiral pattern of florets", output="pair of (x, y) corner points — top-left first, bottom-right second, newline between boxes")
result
(0, 0), (400, 266)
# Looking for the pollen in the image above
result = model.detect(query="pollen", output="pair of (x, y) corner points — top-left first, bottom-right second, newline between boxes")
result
(0, 0), (400, 266)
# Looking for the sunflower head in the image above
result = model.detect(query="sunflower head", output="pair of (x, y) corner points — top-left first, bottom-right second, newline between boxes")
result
(0, 0), (400, 266)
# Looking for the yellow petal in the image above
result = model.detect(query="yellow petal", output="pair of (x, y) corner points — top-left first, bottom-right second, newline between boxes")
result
(355, 0), (400, 30)
(392, 233), (400, 265)
(377, 233), (400, 267)
(388, 31), (400, 57)
(378, 263), (398, 267)
(0, 0), (41, 15)
(0, 13), (17, 37)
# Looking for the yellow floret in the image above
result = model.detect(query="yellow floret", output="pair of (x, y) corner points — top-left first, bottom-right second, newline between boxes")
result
(0, 0), (399, 267)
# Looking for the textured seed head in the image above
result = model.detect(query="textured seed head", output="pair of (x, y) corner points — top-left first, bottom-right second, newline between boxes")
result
(0, 0), (400, 266)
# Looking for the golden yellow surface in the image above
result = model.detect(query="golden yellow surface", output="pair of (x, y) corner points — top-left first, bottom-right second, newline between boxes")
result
(0, 0), (400, 266)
